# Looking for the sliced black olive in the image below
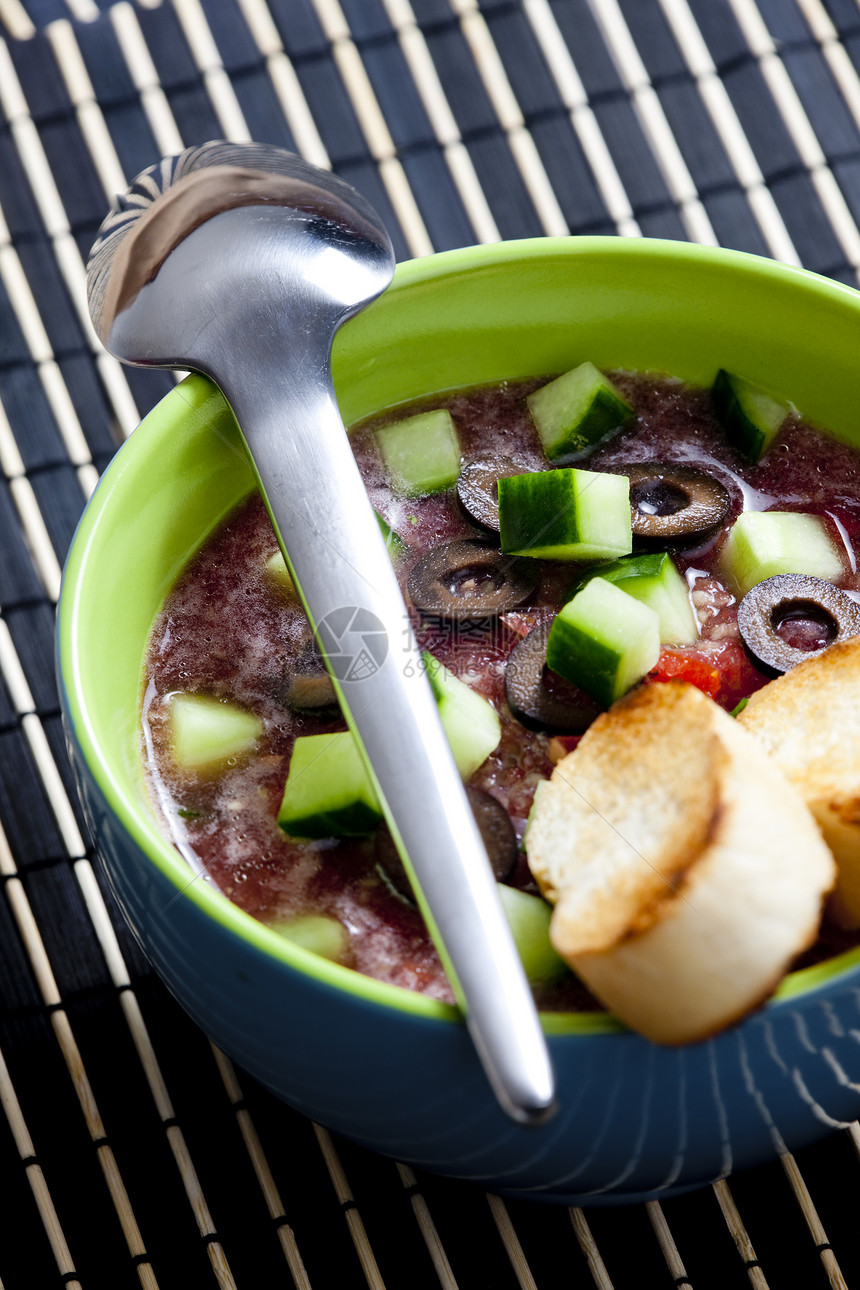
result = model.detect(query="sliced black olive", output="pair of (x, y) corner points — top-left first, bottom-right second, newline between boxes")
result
(375, 786), (517, 900)
(283, 639), (337, 711)
(506, 620), (601, 732)
(407, 539), (539, 618)
(737, 574), (860, 674)
(619, 462), (731, 541)
(457, 455), (526, 534)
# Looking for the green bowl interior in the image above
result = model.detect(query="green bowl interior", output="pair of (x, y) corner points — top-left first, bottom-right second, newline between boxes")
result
(59, 236), (860, 1032)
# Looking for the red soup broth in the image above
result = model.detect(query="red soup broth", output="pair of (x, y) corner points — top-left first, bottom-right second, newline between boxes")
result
(141, 372), (860, 1008)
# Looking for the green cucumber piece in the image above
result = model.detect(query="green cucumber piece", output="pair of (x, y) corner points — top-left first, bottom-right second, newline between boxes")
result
(374, 509), (406, 555)
(546, 577), (661, 707)
(270, 913), (349, 961)
(375, 408), (460, 496)
(565, 551), (698, 645)
(267, 506), (402, 598)
(170, 693), (262, 772)
(278, 658), (501, 839)
(422, 651), (501, 777)
(712, 369), (791, 463)
(521, 780), (547, 849)
(720, 511), (844, 597)
(527, 362), (634, 462)
(264, 550), (297, 599)
(498, 467), (632, 561)
(278, 731), (382, 838)
(496, 884), (568, 984)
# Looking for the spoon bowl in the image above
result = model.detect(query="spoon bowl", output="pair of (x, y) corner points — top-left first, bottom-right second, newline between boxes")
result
(87, 143), (395, 369)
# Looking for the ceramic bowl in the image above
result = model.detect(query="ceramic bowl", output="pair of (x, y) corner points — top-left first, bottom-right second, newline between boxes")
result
(58, 237), (860, 1205)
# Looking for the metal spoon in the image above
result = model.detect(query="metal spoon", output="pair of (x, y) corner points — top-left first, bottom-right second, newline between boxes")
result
(87, 141), (556, 1125)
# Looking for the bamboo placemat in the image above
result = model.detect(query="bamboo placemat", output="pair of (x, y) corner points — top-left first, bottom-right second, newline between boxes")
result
(1, 0), (860, 1285)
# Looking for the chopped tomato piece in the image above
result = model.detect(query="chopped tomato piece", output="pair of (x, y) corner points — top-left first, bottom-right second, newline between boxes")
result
(704, 640), (771, 712)
(646, 648), (722, 701)
(645, 642), (770, 711)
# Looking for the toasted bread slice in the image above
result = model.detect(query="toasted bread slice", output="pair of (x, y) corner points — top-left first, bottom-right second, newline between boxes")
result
(738, 637), (860, 927)
(526, 682), (834, 1044)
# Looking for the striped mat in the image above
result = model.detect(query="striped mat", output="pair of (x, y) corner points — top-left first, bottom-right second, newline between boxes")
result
(0, 1), (859, 1287)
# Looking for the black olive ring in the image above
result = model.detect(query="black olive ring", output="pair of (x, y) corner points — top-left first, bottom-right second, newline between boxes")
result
(457, 455), (530, 534)
(615, 462), (732, 541)
(505, 620), (600, 732)
(407, 539), (540, 619)
(737, 573), (860, 674)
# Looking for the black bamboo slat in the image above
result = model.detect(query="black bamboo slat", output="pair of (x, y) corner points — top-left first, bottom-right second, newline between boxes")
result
(1, 1), (860, 1287)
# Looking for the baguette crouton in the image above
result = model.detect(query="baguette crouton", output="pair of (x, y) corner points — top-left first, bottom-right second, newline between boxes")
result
(526, 682), (834, 1044)
(738, 636), (860, 927)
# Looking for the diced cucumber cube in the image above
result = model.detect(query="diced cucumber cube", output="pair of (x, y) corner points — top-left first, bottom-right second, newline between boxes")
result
(278, 659), (501, 840)
(527, 362), (634, 463)
(265, 550), (297, 599)
(712, 369), (791, 463)
(565, 551), (698, 645)
(498, 467), (632, 561)
(267, 505), (402, 599)
(496, 884), (568, 984)
(374, 508), (406, 556)
(278, 731), (382, 838)
(720, 511), (844, 597)
(422, 651), (501, 778)
(270, 913), (349, 962)
(170, 693), (262, 773)
(521, 780), (548, 849)
(546, 577), (661, 707)
(375, 409), (461, 496)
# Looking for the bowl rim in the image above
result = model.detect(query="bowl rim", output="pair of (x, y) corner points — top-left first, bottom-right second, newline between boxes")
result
(58, 234), (860, 1037)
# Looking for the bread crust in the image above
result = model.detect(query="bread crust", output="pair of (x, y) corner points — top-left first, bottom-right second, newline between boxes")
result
(526, 682), (834, 1044)
(738, 637), (860, 927)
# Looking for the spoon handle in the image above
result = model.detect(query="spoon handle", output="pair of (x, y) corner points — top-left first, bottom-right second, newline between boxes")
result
(220, 357), (556, 1125)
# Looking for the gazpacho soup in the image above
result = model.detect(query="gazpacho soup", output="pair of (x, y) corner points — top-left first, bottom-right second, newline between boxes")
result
(140, 363), (860, 1040)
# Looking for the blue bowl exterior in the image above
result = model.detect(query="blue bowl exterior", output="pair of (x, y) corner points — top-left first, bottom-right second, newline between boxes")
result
(64, 713), (860, 1206)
